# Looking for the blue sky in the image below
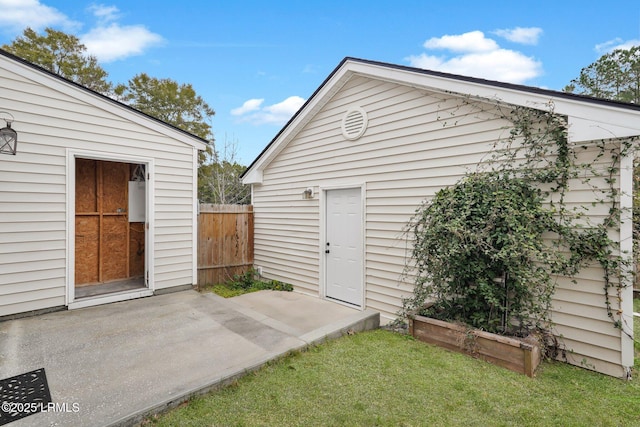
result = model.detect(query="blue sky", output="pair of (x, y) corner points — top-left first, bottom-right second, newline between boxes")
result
(0, 1), (639, 164)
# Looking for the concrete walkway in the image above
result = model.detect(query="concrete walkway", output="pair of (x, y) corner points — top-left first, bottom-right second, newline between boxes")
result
(0, 290), (379, 427)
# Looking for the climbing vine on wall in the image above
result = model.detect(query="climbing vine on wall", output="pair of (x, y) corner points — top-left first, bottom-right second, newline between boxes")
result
(402, 99), (636, 340)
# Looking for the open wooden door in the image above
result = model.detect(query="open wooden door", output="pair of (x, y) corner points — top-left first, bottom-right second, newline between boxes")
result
(75, 159), (145, 291)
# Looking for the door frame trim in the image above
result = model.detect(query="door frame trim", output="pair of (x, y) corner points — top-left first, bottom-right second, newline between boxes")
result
(319, 183), (366, 309)
(65, 149), (155, 307)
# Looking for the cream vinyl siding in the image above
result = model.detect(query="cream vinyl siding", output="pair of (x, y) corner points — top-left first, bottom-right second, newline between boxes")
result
(0, 58), (198, 316)
(253, 75), (630, 377)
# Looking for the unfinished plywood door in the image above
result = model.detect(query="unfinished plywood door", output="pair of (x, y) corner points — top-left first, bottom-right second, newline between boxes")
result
(75, 159), (142, 286)
(75, 159), (100, 285)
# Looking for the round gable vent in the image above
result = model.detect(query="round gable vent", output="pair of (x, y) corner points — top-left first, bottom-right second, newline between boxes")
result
(341, 107), (368, 140)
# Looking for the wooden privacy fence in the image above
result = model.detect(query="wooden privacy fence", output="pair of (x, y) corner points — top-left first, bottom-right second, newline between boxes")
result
(197, 204), (254, 286)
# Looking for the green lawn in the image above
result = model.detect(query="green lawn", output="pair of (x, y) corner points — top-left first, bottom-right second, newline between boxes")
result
(146, 328), (640, 427)
(199, 270), (293, 298)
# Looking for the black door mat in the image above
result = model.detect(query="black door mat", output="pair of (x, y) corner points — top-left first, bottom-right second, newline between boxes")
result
(0, 368), (52, 425)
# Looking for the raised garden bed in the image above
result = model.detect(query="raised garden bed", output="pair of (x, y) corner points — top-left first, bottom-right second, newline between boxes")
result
(408, 313), (542, 377)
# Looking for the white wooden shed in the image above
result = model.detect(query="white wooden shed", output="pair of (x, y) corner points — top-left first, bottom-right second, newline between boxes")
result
(0, 49), (207, 317)
(242, 57), (639, 377)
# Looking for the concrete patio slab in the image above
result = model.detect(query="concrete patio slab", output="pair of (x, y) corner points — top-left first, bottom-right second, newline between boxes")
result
(0, 289), (379, 427)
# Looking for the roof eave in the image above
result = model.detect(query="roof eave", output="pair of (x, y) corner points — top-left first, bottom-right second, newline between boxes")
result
(0, 48), (210, 151)
(242, 57), (640, 184)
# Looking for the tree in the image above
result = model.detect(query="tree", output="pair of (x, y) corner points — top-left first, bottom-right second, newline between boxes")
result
(2, 27), (112, 94)
(565, 46), (640, 103)
(199, 136), (250, 204)
(200, 161), (250, 204)
(115, 73), (215, 141)
(114, 73), (216, 193)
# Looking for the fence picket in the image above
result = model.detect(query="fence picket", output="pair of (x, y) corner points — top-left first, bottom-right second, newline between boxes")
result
(197, 204), (254, 285)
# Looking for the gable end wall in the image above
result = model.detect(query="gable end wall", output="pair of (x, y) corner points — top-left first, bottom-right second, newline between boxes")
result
(253, 76), (629, 377)
(0, 59), (197, 317)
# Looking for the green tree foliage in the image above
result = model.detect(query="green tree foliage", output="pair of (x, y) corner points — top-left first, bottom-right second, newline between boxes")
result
(404, 104), (633, 337)
(115, 73), (215, 141)
(406, 171), (562, 335)
(2, 27), (112, 94)
(114, 74), (217, 195)
(565, 46), (640, 103)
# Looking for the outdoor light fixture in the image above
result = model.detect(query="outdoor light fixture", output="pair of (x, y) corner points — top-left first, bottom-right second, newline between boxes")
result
(302, 187), (314, 199)
(0, 112), (17, 155)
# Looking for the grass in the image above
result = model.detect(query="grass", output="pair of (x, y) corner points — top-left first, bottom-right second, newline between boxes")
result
(145, 329), (640, 427)
(199, 269), (293, 298)
(203, 283), (257, 298)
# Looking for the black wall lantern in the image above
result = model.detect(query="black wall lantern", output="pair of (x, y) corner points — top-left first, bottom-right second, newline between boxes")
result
(0, 112), (17, 155)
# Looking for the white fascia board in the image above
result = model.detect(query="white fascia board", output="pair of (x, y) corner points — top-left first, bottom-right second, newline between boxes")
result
(0, 56), (208, 151)
(567, 117), (640, 142)
(241, 169), (263, 185)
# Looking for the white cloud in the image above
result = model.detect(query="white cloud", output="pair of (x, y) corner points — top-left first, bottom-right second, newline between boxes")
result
(88, 4), (120, 24)
(81, 23), (164, 62)
(232, 96), (305, 125)
(231, 98), (264, 116)
(407, 50), (541, 84)
(265, 96), (305, 117)
(407, 30), (542, 84)
(0, 1), (163, 62)
(595, 38), (640, 54)
(80, 4), (164, 62)
(0, 0), (79, 33)
(424, 31), (498, 53)
(493, 27), (542, 45)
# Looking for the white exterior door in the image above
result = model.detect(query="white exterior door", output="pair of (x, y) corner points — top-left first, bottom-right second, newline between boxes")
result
(325, 187), (363, 306)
